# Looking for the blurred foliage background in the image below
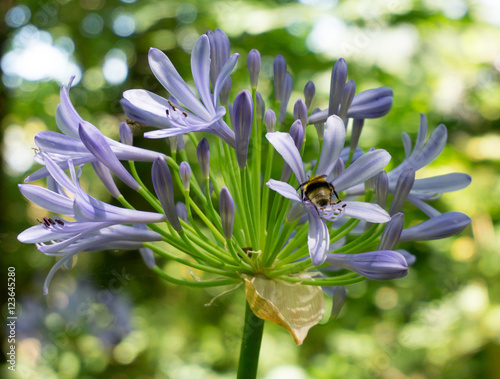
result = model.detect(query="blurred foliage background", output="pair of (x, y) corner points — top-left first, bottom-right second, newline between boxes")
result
(1, 0), (499, 378)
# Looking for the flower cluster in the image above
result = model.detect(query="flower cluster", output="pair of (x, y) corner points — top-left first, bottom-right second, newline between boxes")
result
(19, 29), (471, 344)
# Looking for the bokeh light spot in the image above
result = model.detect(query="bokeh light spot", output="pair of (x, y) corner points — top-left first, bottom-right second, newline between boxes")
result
(451, 236), (476, 262)
(2, 124), (35, 176)
(375, 287), (399, 310)
(149, 30), (176, 51)
(1, 25), (81, 85)
(176, 3), (198, 24)
(113, 14), (136, 37)
(81, 13), (104, 38)
(83, 67), (105, 90)
(102, 49), (128, 84)
(465, 134), (500, 161)
(5, 5), (31, 28)
(458, 282), (489, 317)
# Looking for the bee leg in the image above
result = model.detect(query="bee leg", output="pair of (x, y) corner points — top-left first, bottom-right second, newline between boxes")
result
(296, 179), (308, 191)
(332, 187), (341, 202)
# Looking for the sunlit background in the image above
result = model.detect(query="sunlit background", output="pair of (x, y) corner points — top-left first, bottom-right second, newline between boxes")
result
(1, 0), (499, 378)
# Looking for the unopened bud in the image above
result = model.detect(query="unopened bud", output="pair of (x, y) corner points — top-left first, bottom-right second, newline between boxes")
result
(264, 109), (276, 133)
(119, 121), (133, 145)
(197, 138), (210, 179)
(304, 80), (315, 110)
(152, 157), (182, 231)
(247, 49), (261, 88)
(233, 90), (253, 169)
(179, 161), (191, 191)
(219, 186), (235, 239)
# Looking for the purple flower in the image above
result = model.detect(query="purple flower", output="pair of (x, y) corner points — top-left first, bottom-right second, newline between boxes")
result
(325, 250), (408, 280)
(121, 33), (239, 147)
(304, 80), (315, 110)
(247, 49), (261, 88)
(307, 58), (393, 124)
(26, 79), (165, 183)
(322, 285), (346, 319)
(346, 115), (471, 217)
(266, 115), (391, 265)
(152, 157), (182, 231)
(399, 212), (471, 242)
(233, 90), (254, 169)
(389, 115), (471, 216)
(219, 187), (235, 239)
(18, 157), (165, 293)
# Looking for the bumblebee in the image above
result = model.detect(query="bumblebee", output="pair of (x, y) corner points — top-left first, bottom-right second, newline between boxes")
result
(296, 175), (343, 214)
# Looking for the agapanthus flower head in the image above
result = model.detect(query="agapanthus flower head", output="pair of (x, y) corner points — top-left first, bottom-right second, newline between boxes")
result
(18, 27), (472, 355)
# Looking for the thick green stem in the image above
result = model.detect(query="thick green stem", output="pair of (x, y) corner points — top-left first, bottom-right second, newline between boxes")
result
(237, 301), (265, 379)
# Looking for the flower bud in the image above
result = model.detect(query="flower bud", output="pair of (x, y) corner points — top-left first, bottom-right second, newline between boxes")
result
(169, 136), (179, 155)
(389, 168), (415, 215)
(176, 202), (188, 223)
(293, 98), (307, 133)
(378, 212), (404, 250)
(329, 58), (347, 117)
(273, 54), (287, 102)
(312, 108), (325, 140)
(220, 77), (232, 106)
(304, 80), (315, 111)
(325, 250), (408, 280)
(375, 171), (388, 209)
(256, 91), (265, 123)
(119, 121), (133, 145)
(152, 157), (182, 231)
(139, 247), (157, 269)
(233, 90), (253, 169)
(348, 87), (393, 119)
(179, 161), (191, 191)
(397, 249), (416, 266)
(197, 138), (210, 179)
(264, 109), (276, 133)
(219, 186), (234, 239)
(279, 73), (293, 125)
(281, 120), (303, 182)
(338, 79), (356, 121)
(322, 286), (346, 319)
(247, 49), (261, 88)
(349, 118), (364, 159)
(206, 28), (230, 87)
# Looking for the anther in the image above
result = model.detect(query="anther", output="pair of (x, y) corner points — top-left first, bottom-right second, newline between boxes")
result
(182, 111), (188, 117)
(167, 100), (177, 111)
(166, 109), (170, 116)
(54, 218), (64, 226)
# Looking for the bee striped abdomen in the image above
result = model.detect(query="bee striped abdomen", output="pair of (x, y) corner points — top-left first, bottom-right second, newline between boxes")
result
(305, 181), (332, 207)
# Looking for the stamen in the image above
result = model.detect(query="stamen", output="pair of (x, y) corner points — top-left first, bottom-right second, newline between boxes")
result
(182, 111), (188, 117)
